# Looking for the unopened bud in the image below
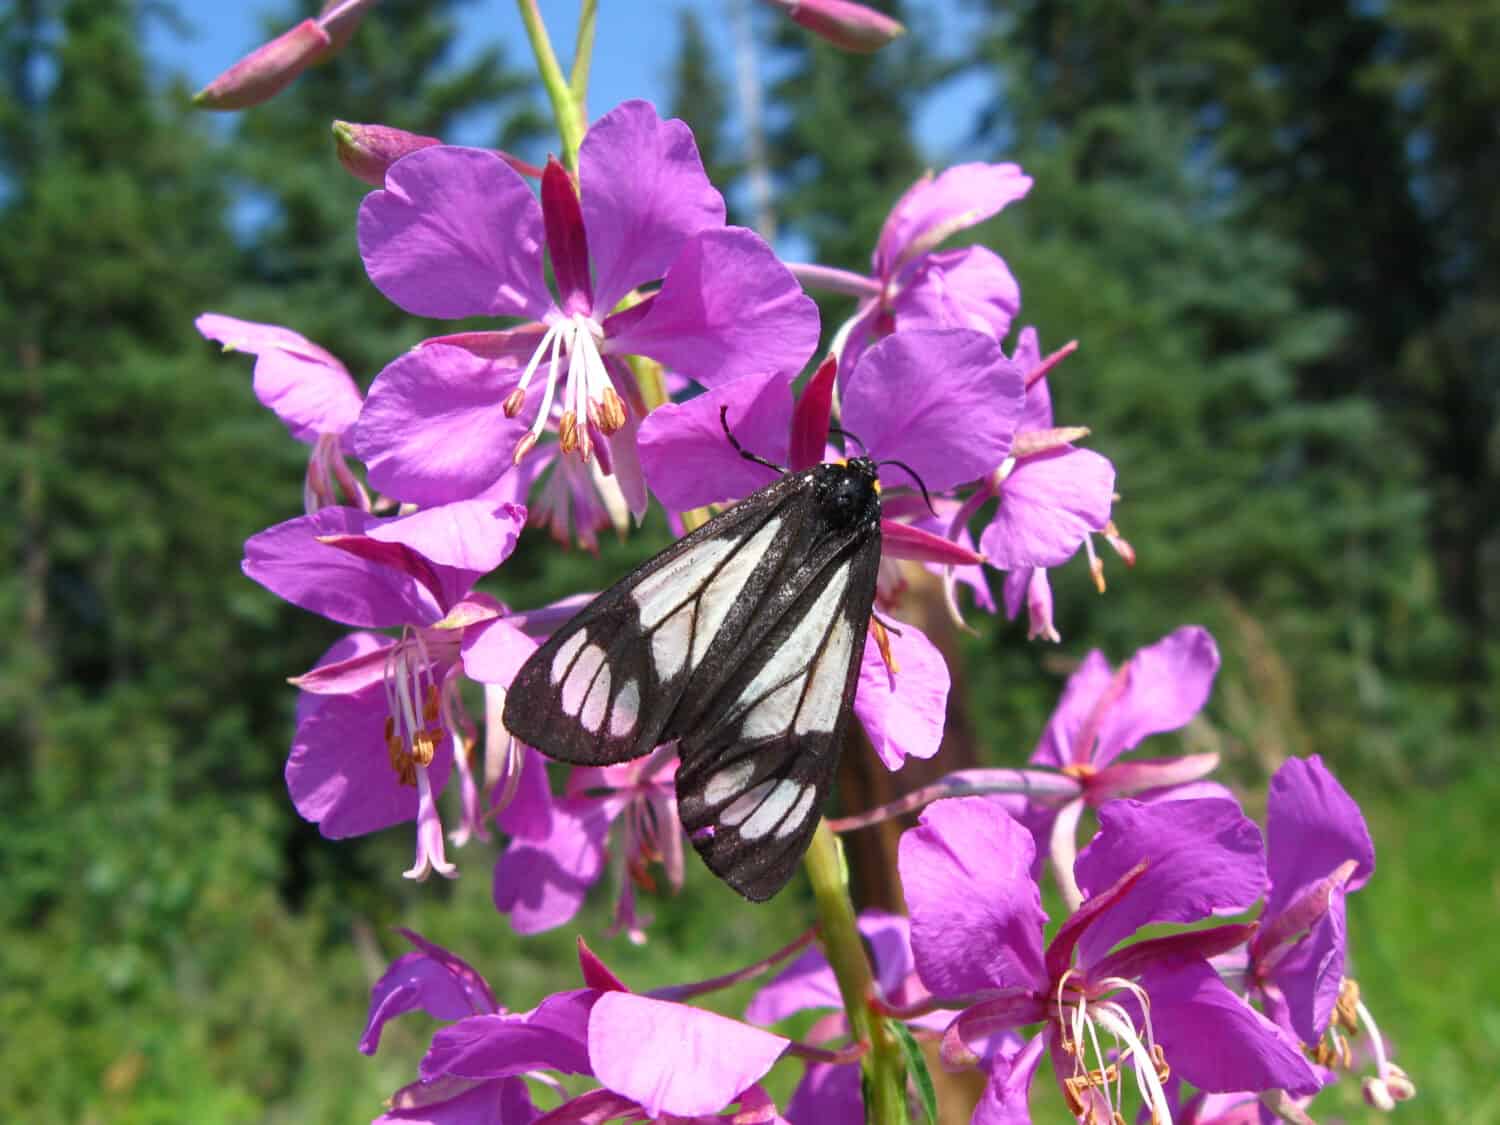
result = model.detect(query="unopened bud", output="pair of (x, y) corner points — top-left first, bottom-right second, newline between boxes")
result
(501, 385), (528, 418)
(765, 0), (906, 53)
(318, 0), (378, 52)
(333, 121), (442, 186)
(194, 20), (331, 110)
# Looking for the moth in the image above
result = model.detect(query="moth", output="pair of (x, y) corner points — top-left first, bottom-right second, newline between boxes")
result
(503, 414), (886, 901)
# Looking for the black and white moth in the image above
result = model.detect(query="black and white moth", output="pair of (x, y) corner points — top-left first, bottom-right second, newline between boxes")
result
(503, 444), (882, 902)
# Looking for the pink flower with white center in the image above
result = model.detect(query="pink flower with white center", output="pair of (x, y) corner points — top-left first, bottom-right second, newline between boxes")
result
(352, 99), (819, 518)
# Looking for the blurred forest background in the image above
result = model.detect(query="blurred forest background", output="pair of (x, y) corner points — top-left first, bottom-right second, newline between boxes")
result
(2, 0), (1497, 1121)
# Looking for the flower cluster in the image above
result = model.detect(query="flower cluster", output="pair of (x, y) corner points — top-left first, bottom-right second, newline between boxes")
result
(199, 66), (1409, 1123)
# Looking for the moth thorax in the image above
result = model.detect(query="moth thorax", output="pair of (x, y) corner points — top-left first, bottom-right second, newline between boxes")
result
(815, 458), (880, 531)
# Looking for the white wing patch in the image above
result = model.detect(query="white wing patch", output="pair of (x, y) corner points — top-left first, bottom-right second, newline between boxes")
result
(562, 642), (606, 716)
(720, 780), (775, 826)
(609, 679), (639, 738)
(690, 518), (783, 667)
(704, 761), (756, 805)
(795, 617), (853, 735)
(730, 562), (850, 722)
(550, 629), (587, 684)
(741, 679), (803, 740)
(739, 780), (806, 840)
(651, 605), (693, 682)
(580, 662), (612, 732)
(632, 536), (737, 628)
(777, 786), (819, 839)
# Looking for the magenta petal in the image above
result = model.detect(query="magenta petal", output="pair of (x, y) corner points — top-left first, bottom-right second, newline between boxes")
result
(360, 933), (498, 1055)
(421, 1003), (593, 1082)
(1142, 959), (1321, 1096)
(243, 507), (444, 628)
(579, 100), (726, 312)
(1270, 888), (1349, 1045)
(376, 1075), (533, 1125)
(790, 354), (839, 471)
(900, 798), (1048, 997)
(369, 500), (525, 588)
(874, 163), (1032, 277)
(1266, 755), (1375, 917)
(637, 370), (793, 510)
(494, 747), (555, 841)
(605, 228), (820, 389)
(980, 447), (1114, 569)
(492, 798), (610, 934)
(352, 344), (533, 505)
(893, 246), (1022, 342)
(786, 1061), (862, 1125)
(293, 635), (392, 697)
(588, 992), (789, 1118)
(1093, 626), (1220, 767)
(288, 685), (453, 837)
(461, 618), (537, 685)
(1073, 798), (1265, 966)
(541, 158), (593, 313)
(842, 330), (1024, 492)
(358, 146), (552, 320)
(745, 944), (841, 1025)
(1029, 649), (1114, 768)
(880, 519), (985, 566)
(974, 1032), (1046, 1125)
(196, 313), (362, 441)
(853, 622), (949, 770)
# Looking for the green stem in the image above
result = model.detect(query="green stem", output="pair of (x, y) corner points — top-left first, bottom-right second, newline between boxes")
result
(516, 0), (584, 168)
(569, 0), (597, 107)
(803, 821), (909, 1124)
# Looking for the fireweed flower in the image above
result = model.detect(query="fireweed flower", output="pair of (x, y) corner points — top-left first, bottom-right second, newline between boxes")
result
(491, 752), (683, 940)
(789, 162), (1032, 369)
(367, 932), (793, 1122)
(900, 796), (1319, 1124)
(638, 327), (1025, 768)
(195, 314), (368, 514)
(352, 99), (819, 516)
(1243, 756), (1413, 1110)
(746, 911), (960, 1122)
(242, 499), (549, 878)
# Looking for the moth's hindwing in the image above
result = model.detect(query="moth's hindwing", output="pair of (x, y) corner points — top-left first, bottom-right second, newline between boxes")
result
(503, 459), (884, 900)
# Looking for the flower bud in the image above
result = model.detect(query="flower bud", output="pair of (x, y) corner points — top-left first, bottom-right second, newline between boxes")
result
(765, 0), (906, 53)
(333, 121), (442, 186)
(318, 0), (378, 53)
(193, 20), (331, 110)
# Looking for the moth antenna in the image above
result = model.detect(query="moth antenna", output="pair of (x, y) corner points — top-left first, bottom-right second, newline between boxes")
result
(720, 405), (786, 475)
(877, 458), (937, 517)
(827, 425), (868, 458)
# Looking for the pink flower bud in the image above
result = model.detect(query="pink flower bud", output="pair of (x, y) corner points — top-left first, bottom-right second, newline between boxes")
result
(318, 0), (379, 53)
(332, 121), (442, 186)
(765, 0), (906, 53)
(193, 20), (330, 110)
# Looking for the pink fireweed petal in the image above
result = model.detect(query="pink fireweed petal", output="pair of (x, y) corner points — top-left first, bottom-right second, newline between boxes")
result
(420, 1000), (595, 1082)
(891, 246), (1022, 342)
(637, 370), (793, 510)
(1269, 888), (1349, 1045)
(587, 992), (789, 1118)
(460, 618), (536, 686)
(360, 932), (498, 1055)
(351, 344), (536, 505)
(900, 798), (1049, 997)
(786, 1060), (862, 1125)
(243, 507), (447, 628)
(375, 1075), (533, 1125)
(578, 100), (726, 313)
(974, 1032), (1047, 1125)
(1265, 755), (1375, 918)
(493, 797), (610, 935)
(293, 633), (392, 699)
(540, 158), (593, 314)
(980, 447), (1115, 570)
(1002, 568), (1057, 642)
(879, 519), (985, 566)
(195, 313), (362, 441)
(874, 163), (1032, 279)
(790, 354), (839, 471)
(367, 500), (525, 590)
(288, 685), (454, 838)
(604, 227), (820, 390)
(745, 944), (844, 1027)
(1092, 625), (1220, 768)
(1030, 650), (1114, 769)
(1072, 798), (1265, 967)
(359, 146), (553, 320)
(1140, 959), (1321, 1096)
(853, 621), (949, 770)
(841, 329), (1024, 493)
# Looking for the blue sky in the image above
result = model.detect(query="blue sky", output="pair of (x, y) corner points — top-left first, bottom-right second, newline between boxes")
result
(148, 0), (997, 166)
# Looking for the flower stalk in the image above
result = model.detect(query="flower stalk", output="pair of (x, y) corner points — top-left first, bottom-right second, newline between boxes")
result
(516, 0), (585, 167)
(803, 819), (909, 1124)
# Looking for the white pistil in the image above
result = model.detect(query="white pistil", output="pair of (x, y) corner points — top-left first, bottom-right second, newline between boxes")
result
(1058, 971), (1173, 1125)
(513, 314), (617, 463)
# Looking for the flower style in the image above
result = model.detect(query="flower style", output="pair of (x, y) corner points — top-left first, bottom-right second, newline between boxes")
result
(352, 99), (819, 516)
(791, 162), (1032, 369)
(900, 796), (1319, 1124)
(195, 314), (368, 514)
(365, 931), (793, 1123)
(637, 328), (1023, 770)
(491, 753), (681, 939)
(242, 499), (549, 878)
(1245, 756), (1413, 1109)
